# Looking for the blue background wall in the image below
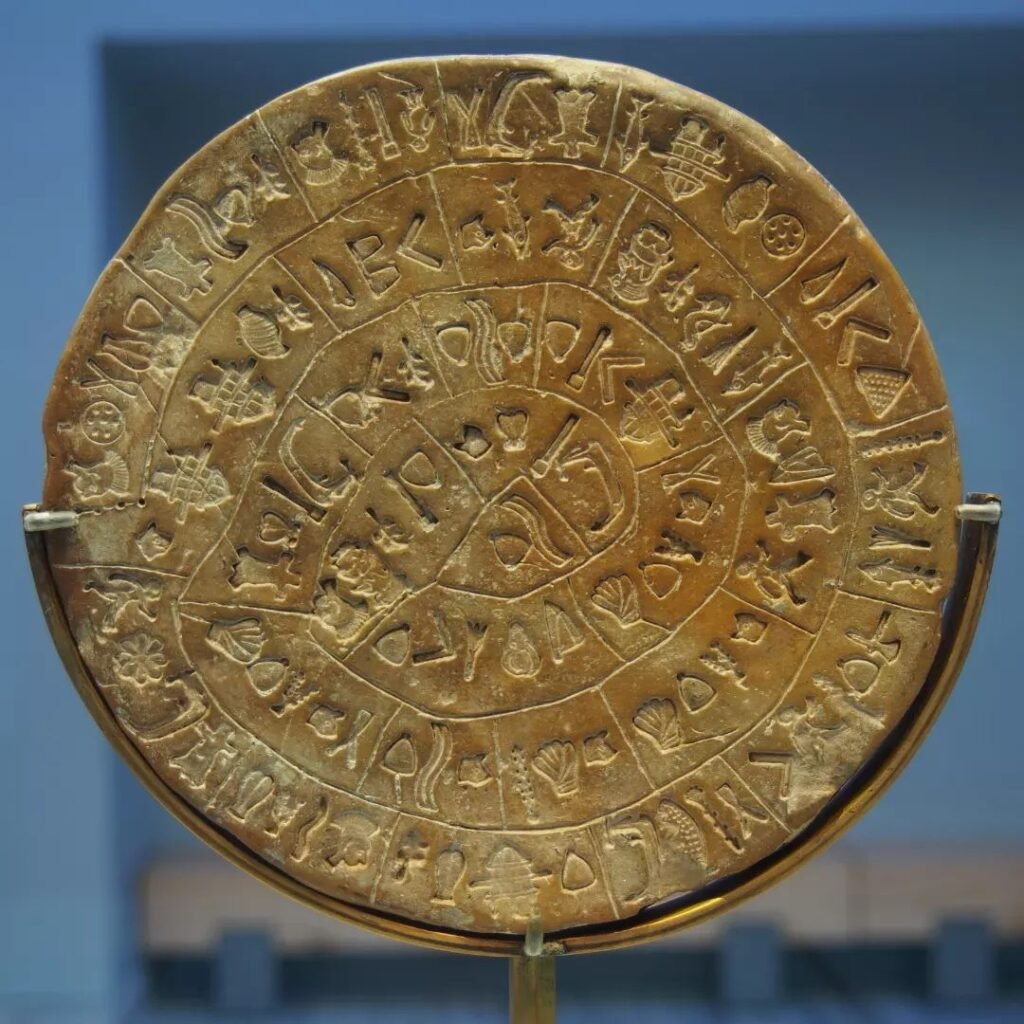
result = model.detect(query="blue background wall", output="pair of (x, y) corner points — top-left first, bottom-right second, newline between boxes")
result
(1, 3), (1022, 1019)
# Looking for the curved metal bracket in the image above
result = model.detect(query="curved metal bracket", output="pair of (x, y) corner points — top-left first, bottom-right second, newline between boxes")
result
(20, 490), (1002, 958)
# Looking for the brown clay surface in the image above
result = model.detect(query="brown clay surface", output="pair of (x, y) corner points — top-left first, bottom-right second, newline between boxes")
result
(40, 56), (960, 940)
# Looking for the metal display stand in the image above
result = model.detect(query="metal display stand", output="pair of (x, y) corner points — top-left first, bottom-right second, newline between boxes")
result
(509, 919), (556, 1024)
(22, 492), (1001, 1022)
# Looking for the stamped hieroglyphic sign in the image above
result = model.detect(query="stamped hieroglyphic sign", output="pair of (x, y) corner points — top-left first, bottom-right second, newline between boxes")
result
(39, 56), (961, 944)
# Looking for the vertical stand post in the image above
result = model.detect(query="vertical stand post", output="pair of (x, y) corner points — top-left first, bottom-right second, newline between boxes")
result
(509, 917), (556, 1024)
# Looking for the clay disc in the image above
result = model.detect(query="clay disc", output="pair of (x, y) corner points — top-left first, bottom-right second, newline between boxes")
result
(39, 55), (961, 951)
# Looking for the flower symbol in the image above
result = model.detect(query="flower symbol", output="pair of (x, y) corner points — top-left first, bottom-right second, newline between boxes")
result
(112, 633), (168, 686)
